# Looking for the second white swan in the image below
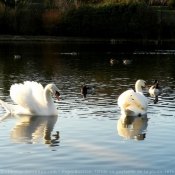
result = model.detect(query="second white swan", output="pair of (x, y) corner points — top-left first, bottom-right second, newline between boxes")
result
(118, 79), (148, 116)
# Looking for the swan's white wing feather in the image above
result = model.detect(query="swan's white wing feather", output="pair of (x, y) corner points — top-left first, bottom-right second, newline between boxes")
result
(118, 90), (148, 111)
(24, 81), (44, 102)
(129, 91), (148, 110)
(118, 90), (135, 109)
(10, 83), (40, 114)
(0, 99), (18, 113)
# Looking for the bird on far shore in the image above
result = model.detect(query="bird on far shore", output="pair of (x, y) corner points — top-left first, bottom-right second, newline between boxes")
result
(110, 59), (119, 65)
(14, 55), (22, 60)
(123, 59), (132, 65)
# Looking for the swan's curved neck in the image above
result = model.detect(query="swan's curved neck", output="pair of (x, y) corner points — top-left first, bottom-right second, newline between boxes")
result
(135, 82), (143, 93)
(44, 88), (52, 104)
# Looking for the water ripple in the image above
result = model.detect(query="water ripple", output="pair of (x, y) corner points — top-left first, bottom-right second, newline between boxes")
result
(1, 43), (175, 172)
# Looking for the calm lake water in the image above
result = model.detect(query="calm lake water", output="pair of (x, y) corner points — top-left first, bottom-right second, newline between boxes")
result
(0, 41), (175, 175)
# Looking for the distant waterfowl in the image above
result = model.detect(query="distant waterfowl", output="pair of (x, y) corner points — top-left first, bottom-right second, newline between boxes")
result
(60, 52), (78, 55)
(14, 55), (22, 59)
(149, 80), (162, 97)
(110, 59), (119, 65)
(71, 52), (78, 55)
(81, 84), (94, 98)
(149, 80), (162, 104)
(118, 79), (148, 117)
(123, 59), (132, 65)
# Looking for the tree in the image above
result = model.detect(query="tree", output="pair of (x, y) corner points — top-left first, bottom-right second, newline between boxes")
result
(167, 0), (175, 9)
(149, 0), (168, 5)
(0, 0), (31, 9)
(130, 2), (158, 39)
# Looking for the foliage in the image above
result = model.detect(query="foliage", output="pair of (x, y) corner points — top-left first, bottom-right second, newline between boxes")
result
(16, 10), (42, 35)
(0, 0), (30, 9)
(130, 2), (158, 39)
(0, 0), (174, 39)
(60, 2), (158, 38)
(167, 0), (175, 9)
(42, 11), (61, 35)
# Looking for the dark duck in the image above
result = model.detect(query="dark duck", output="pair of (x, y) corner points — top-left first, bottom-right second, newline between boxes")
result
(81, 84), (94, 98)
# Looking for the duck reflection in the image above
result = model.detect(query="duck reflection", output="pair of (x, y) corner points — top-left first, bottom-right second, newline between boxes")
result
(8, 114), (59, 146)
(117, 115), (148, 140)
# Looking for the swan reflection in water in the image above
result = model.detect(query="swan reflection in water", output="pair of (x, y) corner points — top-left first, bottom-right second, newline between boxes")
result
(117, 115), (148, 140)
(1, 114), (59, 146)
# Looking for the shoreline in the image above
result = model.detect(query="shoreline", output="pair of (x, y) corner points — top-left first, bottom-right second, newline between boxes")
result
(0, 35), (109, 43)
(0, 35), (175, 44)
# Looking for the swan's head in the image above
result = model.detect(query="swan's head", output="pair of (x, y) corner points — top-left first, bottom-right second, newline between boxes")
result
(136, 79), (148, 88)
(46, 84), (60, 100)
(135, 79), (148, 93)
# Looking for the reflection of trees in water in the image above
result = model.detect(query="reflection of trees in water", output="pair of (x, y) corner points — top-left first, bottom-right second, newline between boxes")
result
(117, 115), (148, 140)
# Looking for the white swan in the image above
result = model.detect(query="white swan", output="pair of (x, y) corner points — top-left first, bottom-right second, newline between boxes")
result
(118, 79), (148, 116)
(0, 81), (60, 116)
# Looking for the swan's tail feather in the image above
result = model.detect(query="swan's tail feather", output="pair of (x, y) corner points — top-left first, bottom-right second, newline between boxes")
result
(0, 113), (11, 122)
(0, 99), (16, 113)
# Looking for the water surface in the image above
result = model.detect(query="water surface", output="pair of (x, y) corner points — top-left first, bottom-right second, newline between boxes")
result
(0, 42), (175, 175)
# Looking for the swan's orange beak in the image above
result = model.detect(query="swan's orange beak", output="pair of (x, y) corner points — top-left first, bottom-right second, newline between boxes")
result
(55, 91), (60, 100)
